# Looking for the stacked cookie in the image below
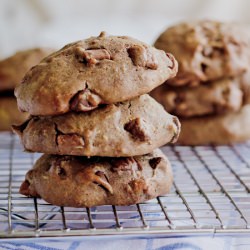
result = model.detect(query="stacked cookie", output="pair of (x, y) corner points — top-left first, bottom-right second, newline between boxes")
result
(14, 32), (180, 207)
(0, 48), (53, 130)
(151, 20), (250, 145)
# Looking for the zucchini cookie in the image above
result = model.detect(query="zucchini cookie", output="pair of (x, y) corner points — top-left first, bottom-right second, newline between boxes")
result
(13, 95), (180, 157)
(0, 48), (54, 91)
(15, 32), (178, 116)
(178, 105), (250, 145)
(0, 48), (54, 130)
(155, 20), (250, 86)
(151, 77), (245, 118)
(0, 96), (28, 131)
(20, 149), (173, 207)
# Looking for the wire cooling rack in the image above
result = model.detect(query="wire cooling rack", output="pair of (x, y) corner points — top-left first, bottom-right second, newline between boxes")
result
(0, 132), (250, 238)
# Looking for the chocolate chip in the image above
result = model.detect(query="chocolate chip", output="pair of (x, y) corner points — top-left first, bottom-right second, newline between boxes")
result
(75, 47), (111, 66)
(149, 157), (162, 169)
(111, 158), (134, 172)
(70, 88), (102, 112)
(127, 45), (158, 69)
(56, 133), (85, 150)
(124, 118), (149, 142)
(93, 171), (113, 194)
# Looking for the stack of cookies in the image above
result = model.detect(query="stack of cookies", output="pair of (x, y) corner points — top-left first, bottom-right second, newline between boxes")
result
(151, 20), (250, 145)
(13, 32), (180, 207)
(0, 48), (53, 130)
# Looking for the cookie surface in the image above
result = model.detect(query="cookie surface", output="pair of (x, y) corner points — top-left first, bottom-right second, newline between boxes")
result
(0, 48), (54, 92)
(0, 96), (29, 131)
(15, 32), (177, 116)
(151, 78), (245, 118)
(19, 149), (173, 207)
(178, 105), (250, 145)
(13, 94), (180, 157)
(154, 20), (250, 86)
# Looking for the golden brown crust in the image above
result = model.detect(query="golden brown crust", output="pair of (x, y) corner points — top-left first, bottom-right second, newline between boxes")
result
(0, 48), (54, 92)
(151, 77), (245, 118)
(178, 105), (250, 145)
(13, 95), (180, 157)
(19, 149), (173, 207)
(0, 97), (28, 131)
(154, 20), (250, 87)
(15, 32), (178, 116)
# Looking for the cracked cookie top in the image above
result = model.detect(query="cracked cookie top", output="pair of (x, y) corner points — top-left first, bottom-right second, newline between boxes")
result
(0, 48), (54, 92)
(15, 32), (178, 116)
(154, 20), (250, 87)
(13, 94), (180, 157)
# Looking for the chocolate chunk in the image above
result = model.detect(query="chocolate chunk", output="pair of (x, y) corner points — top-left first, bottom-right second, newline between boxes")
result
(127, 45), (158, 69)
(111, 158), (135, 172)
(75, 47), (111, 66)
(149, 157), (162, 169)
(93, 171), (113, 194)
(70, 88), (102, 112)
(56, 134), (85, 153)
(124, 118), (149, 141)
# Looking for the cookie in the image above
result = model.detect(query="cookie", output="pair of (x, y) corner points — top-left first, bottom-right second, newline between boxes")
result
(178, 105), (250, 145)
(19, 149), (173, 207)
(0, 96), (28, 131)
(151, 78), (244, 118)
(13, 94), (180, 157)
(15, 32), (178, 116)
(154, 20), (250, 87)
(0, 48), (54, 92)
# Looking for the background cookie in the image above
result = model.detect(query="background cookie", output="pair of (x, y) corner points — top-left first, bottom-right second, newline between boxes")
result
(19, 149), (173, 207)
(15, 32), (178, 116)
(151, 78), (244, 117)
(13, 95), (180, 157)
(154, 20), (250, 87)
(0, 48), (54, 92)
(0, 97), (29, 131)
(178, 105), (250, 145)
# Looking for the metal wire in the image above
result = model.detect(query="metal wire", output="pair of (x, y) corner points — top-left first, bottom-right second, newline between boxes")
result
(192, 147), (249, 228)
(0, 132), (250, 238)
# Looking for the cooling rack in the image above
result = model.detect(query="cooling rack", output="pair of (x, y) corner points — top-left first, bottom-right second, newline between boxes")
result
(0, 132), (250, 238)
